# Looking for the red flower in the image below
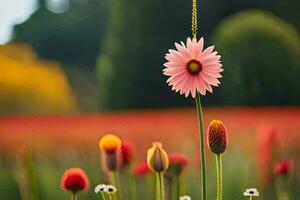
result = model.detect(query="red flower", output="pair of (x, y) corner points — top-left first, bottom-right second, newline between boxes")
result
(169, 153), (189, 167)
(257, 126), (279, 186)
(120, 140), (136, 168)
(134, 162), (150, 176)
(274, 160), (292, 176)
(61, 168), (90, 193)
(167, 153), (189, 176)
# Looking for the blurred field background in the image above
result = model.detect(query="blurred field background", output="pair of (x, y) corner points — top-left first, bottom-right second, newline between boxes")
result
(0, 0), (299, 199)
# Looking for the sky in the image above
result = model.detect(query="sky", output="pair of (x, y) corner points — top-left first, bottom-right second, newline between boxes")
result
(0, 0), (37, 44)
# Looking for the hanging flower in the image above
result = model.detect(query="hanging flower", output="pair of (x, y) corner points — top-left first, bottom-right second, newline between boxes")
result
(243, 188), (259, 197)
(163, 37), (223, 97)
(60, 168), (90, 193)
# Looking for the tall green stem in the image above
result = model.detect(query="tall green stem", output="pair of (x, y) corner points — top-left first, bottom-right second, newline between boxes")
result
(195, 92), (207, 200)
(155, 172), (165, 200)
(216, 154), (222, 200)
(249, 196), (253, 200)
(112, 172), (121, 200)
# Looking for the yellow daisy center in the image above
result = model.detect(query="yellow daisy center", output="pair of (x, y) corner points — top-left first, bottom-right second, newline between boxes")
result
(186, 59), (202, 75)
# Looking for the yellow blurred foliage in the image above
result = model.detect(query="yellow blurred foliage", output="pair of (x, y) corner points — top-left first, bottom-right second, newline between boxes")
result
(0, 42), (78, 114)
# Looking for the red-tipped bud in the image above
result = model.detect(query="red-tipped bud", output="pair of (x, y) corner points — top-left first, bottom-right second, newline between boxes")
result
(134, 162), (151, 176)
(207, 120), (228, 154)
(120, 140), (135, 168)
(274, 160), (292, 176)
(167, 153), (189, 176)
(60, 168), (90, 193)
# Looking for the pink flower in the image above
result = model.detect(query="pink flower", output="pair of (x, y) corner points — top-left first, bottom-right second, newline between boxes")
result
(163, 37), (223, 97)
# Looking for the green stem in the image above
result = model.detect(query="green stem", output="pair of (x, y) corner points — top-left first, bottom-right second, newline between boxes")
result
(175, 176), (180, 200)
(195, 92), (207, 200)
(112, 172), (121, 200)
(156, 173), (160, 200)
(101, 192), (107, 200)
(130, 176), (138, 200)
(159, 172), (165, 200)
(109, 194), (113, 200)
(249, 196), (253, 200)
(71, 192), (77, 200)
(216, 154), (222, 200)
(155, 172), (165, 200)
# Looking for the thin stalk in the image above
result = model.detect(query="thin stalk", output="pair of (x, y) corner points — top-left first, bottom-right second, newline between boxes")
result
(101, 192), (107, 200)
(216, 154), (222, 200)
(109, 194), (113, 200)
(71, 192), (77, 200)
(156, 173), (161, 200)
(249, 196), (253, 200)
(159, 172), (165, 200)
(175, 176), (180, 200)
(112, 171), (121, 200)
(195, 92), (207, 200)
(130, 176), (138, 200)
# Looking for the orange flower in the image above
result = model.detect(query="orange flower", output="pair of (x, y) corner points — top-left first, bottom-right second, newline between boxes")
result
(60, 168), (90, 193)
(98, 134), (121, 153)
(147, 142), (169, 172)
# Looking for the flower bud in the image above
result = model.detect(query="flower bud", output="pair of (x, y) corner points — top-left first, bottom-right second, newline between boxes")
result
(207, 120), (228, 154)
(167, 153), (188, 176)
(274, 160), (292, 176)
(147, 142), (169, 172)
(98, 134), (121, 153)
(134, 162), (151, 176)
(120, 140), (135, 168)
(60, 168), (90, 193)
(98, 134), (122, 171)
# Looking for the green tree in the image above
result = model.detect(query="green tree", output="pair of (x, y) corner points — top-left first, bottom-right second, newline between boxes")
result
(213, 10), (300, 105)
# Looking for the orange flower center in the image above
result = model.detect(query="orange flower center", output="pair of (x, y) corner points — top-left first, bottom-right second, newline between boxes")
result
(186, 59), (202, 75)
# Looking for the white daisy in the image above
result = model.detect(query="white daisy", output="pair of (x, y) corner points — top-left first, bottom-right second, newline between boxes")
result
(105, 185), (117, 194)
(243, 188), (259, 197)
(179, 195), (192, 200)
(95, 184), (107, 193)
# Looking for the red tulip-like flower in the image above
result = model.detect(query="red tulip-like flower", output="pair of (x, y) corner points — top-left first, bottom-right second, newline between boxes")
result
(134, 162), (151, 176)
(120, 140), (136, 168)
(168, 153), (189, 176)
(274, 160), (292, 176)
(61, 168), (90, 193)
(169, 154), (189, 167)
